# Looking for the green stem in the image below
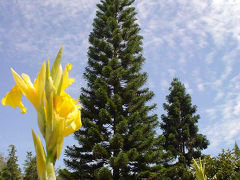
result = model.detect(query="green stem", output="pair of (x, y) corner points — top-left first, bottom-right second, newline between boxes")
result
(46, 153), (56, 180)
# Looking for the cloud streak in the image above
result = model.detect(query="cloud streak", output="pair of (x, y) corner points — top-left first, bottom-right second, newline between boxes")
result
(1, 0), (240, 161)
(136, 0), (240, 152)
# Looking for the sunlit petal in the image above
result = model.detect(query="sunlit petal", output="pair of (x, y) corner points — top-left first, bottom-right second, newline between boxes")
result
(11, 68), (28, 94)
(1, 85), (27, 113)
(64, 107), (81, 137)
(54, 94), (75, 117)
(2, 47), (82, 179)
(11, 69), (39, 109)
(60, 63), (75, 94)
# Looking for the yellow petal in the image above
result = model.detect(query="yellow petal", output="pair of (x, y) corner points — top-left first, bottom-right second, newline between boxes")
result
(32, 130), (47, 179)
(11, 69), (39, 109)
(60, 63), (75, 94)
(22, 73), (33, 87)
(1, 85), (27, 114)
(11, 68), (28, 94)
(33, 61), (46, 105)
(11, 62), (45, 110)
(54, 94), (75, 117)
(64, 107), (81, 137)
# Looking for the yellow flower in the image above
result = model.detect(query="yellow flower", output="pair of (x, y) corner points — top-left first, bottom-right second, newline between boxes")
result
(42, 51), (81, 160)
(1, 46), (82, 180)
(45, 93), (81, 160)
(2, 62), (46, 112)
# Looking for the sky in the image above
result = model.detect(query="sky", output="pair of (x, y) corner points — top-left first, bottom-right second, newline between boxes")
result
(1, 0), (240, 170)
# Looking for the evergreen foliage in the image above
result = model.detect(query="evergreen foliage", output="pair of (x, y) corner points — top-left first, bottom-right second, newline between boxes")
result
(0, 153), (5, 172)
(63, 0), (162, 179)
(1, 145), (21, 180)
(202, 148), (240, 180)
(233, 141), (240, 160)
(23, 152), (38, 180)
(0, 153), (6, 180)
(161, 78), (209, 172)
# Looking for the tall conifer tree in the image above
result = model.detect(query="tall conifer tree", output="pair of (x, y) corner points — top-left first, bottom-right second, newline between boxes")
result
(1, 145), (22, 180)
(161, 78), (209, 167)
(23, 152), (38, 180)
(63, 0), (162, 179)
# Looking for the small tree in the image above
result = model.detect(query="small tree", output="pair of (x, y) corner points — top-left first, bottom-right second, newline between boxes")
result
(204, 149), (240, 180)
(1, 145), (21, 180)
(23, 152), (38, 180)
(161, 78), (209, 170)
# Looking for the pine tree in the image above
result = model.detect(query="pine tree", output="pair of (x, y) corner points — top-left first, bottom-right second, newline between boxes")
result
(161, 78), (209, 167)
(233, 142), (240, 160)
(0, 153), (6, 180)
(63, 0), (163, 179)
(0, 153), (5, 171)
(1, 145), (22, 180)
(23, 152), (38, 180)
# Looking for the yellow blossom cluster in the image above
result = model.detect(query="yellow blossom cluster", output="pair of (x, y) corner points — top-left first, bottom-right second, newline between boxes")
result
(1, 47), (81, 180)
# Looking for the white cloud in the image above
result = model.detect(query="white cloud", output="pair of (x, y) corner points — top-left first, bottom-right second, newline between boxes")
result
(160, 79), (169, 91)
(0, 0), (99, 96)
(136, 0), (240, 154)
(205, 108), (217, 120)
(0, 0), (98, 64)
(197, 84), (205, 92)
(136, 0), (240, 52)
(204, 72), (240, 149)
(192, 69), (205, 92)
(168, 68), (176, 77)
(184, 82), (193, 94)
(214, 91), (224, 102)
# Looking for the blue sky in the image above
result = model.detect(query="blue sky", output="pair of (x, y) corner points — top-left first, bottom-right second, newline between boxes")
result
(1, 0), (240, 169)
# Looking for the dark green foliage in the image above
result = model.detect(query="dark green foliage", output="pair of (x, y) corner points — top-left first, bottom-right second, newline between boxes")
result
(95, 167), (112, 180)
(162, 164), (193, 180)
(233, 142), (240, 160)
(63, 0), (163, 179)
(0, 153), (5, 171)
(0, 153), (6, 180)
(23, 152), (38, 180)
(161, 78), (209, 178)
(1, 145), (22, 180)
(203, 148), (240, 180)
(58, 169), (75, 180)
(233, 142), (240, 174)
(56, 168), (68, 180)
